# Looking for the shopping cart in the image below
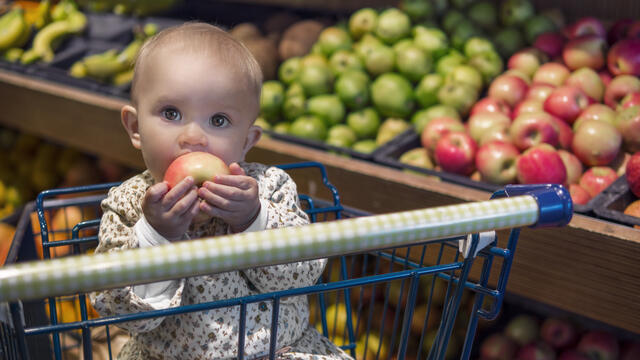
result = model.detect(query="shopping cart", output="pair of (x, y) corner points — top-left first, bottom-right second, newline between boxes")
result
(0, 161), (572, 360)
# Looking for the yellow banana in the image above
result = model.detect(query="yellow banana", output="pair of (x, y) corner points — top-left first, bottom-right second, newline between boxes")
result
(34, 0), (52, 30)
(21, 10), (87, 64)
(13, 22), (32, 49)
(82, 49), (123, 80)
(112, 68), (134, 86)
(0, 8), (28, 51)
(3, 47), (23, 62)
(51, 0), (79, 22)
(69, 60), (87, 78)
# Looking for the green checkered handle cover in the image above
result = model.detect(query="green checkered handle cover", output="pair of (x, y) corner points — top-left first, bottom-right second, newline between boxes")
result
(0, 185), (572, 302)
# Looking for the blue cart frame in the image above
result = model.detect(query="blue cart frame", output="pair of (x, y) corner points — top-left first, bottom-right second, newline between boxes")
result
(0, 162), (572, 360)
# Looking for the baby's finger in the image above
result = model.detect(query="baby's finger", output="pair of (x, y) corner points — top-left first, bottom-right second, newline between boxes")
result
(162, 177), (195, 208)
(200, 182), (246, 202)
(209, 174), (255, 191)
(199, 188), (231, 209)
(229, 163), (245, 176)
(171, 187), (199, 217)
(145, 182), (169, 203)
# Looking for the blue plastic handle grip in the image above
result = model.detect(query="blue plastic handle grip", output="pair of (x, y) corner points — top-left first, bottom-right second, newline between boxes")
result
(503, 184), (573, 228)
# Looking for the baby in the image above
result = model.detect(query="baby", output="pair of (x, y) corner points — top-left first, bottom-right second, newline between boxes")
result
(90, 22), (352, 360)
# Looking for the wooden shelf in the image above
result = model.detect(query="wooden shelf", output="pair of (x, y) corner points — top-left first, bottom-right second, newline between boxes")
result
(1, 69), (639, 335)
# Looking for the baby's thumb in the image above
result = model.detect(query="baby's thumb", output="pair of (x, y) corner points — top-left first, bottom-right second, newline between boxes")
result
(229, 162), (245, 176)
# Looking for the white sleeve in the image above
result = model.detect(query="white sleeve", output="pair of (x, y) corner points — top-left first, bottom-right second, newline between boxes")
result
(131, 215), (182, 309)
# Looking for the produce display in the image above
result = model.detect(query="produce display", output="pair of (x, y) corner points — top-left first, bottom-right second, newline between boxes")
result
(2, 0), (89, 64)
(388, 13), (640, 209)
(69, 22), (156, 85)
(76, 0), (178, 16)
(478, 309), (640, 360)
(0, 126), (132, 220)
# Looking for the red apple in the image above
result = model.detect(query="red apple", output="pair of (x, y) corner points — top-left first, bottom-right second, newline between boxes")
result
(626, 152), (640, 197)
(510, 112), (560, 150)
(615, 105), (640, 153)
(163, 152), (230, 188)
(604, 75), (640, 108)
(516, 342), (556, 360)
(619, 92), (640, 110)
(550, 115), (574, 149)
(534, 31), (566, 58)
(607, 38), (640, 76)
(503, 69), (532, 84)
(628, 21), (640, 38)
(467, 112), (512, 143)
(533, 62), (570, 87)
(620, 341), (640, 360)
(543, 86), (594, 124)
(512, 99), (543, 119)
(558, 350), (591, 360)
(488, 74), (529, 107)
(527, 83), (556, 102)
(517, 144), (567, 184)
(475, 141), (520, 184)
(562, 34), (607, 70)
(420, 116), (465, 153)
(570, 183), (592, 205)
(470, 97), (513, 118)
(572, 119), (622, 166)
(565, 67), (605, 102)
(579, 166), (618, 197)
(573, 104), (617, 131)
(505, 314), (539, 346)
(508, 49), (543, 78)
(434, 132), (477, 176)
(607, 18), (634, 45)
(598, 70), (613, 87)
(564, 17), (606, 39)
(576, 331), (620, 360)
(480, 333), (518, 360)
(558, 150), (583, 184)
(480, 123), (513, 146)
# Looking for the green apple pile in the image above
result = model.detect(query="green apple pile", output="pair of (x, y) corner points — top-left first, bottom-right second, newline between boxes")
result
(257, 4), (508, 155)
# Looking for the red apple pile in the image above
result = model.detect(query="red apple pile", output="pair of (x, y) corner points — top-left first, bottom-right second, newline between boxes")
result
(479, 313), (640, 360)
(417, 16), (640, 206)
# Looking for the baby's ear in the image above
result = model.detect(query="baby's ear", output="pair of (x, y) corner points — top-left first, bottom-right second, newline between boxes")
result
(241, 125), (263, 158)
(121, 105), (141, 150)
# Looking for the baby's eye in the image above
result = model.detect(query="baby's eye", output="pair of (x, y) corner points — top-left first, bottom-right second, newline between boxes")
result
(210, 113), (230, 128)
(162, 107), (181, 121)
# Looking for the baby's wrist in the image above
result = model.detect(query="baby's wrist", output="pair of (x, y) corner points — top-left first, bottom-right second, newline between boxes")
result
(230, 202), (261, 233)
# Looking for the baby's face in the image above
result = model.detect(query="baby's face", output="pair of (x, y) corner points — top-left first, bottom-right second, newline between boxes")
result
(132, 48), (260, 182)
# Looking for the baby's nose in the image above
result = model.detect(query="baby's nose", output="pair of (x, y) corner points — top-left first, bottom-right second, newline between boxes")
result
(178, 122), (207, 148)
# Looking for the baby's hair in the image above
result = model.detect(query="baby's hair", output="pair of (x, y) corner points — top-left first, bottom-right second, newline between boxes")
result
(130, 22), (263, 105)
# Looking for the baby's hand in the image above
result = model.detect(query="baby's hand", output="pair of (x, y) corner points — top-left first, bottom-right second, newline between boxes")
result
(198, 163), (260, 233)
(142, 176), (200, 241)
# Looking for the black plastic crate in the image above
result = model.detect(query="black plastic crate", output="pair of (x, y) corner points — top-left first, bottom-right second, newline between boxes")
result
(592, 176), (640, 228)
(373, 129), (501, 193)
(85, 12), (137, 43)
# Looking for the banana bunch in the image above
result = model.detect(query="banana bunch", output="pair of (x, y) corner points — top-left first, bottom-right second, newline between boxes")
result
(0, 8), (31, 58)
(77, 0), (179, 17)
(20, 0), (87, 65)
(70, 23), (157, 85)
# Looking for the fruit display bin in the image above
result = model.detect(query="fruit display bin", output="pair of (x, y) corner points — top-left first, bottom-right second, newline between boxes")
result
(0, 12), (184, 101)
(592, 176), (640, 228)
(374, 129), (502, 193)
(372, 129), (623, 215)
(263, 128), (401, 161)
(0, 162), (573, 360)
